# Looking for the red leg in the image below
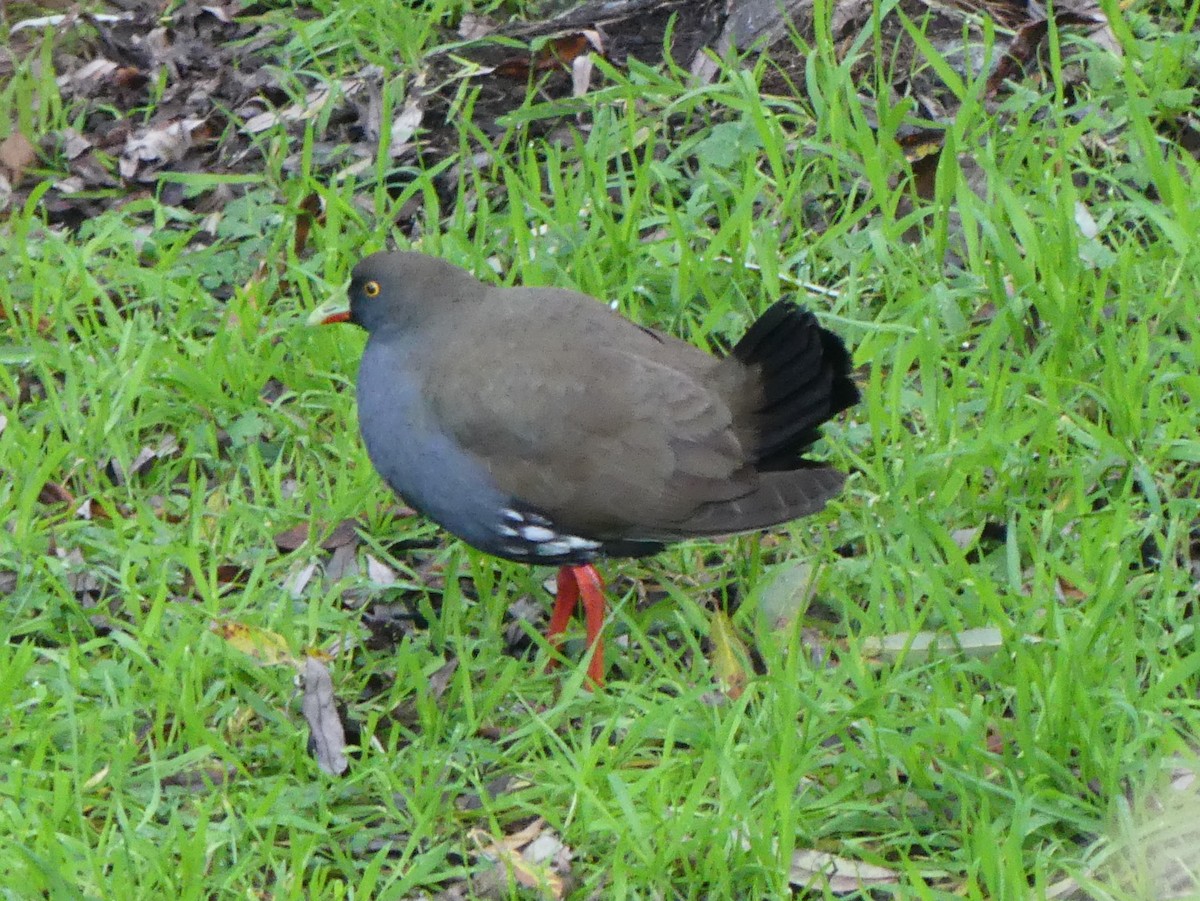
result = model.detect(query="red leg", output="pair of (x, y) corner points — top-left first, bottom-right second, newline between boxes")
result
(574, 564), (606, 689)
(544, 566), (579, 671)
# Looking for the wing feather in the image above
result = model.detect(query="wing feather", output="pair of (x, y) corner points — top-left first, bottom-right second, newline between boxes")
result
(421, 290), (754, 536)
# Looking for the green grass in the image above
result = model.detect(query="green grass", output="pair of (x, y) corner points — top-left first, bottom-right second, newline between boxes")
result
(2, 1), (1199, 898)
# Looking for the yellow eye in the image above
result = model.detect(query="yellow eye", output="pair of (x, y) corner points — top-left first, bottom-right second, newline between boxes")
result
(363, 280), (381, 298)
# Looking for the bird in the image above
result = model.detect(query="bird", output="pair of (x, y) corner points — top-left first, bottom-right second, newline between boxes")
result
(310, 251), (859, 687)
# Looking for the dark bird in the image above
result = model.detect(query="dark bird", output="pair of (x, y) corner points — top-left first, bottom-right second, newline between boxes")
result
(311, 252), (859, 686)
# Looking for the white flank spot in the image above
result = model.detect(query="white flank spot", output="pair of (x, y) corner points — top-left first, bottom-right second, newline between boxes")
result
(520, 525), (557, 543)
(537, 535), (600, 556)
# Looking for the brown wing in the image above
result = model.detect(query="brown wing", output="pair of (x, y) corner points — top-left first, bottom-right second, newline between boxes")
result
(420, 288), (759, 538)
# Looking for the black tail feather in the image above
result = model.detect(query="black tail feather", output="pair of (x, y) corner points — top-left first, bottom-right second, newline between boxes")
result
(730, 301), (858, 468)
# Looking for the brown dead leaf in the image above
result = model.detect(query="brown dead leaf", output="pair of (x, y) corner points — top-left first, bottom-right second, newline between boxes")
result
(0, 132), (37, 184)
(75, 497), (114, 521)
(214, 564), (251, 587)
(1055, 575), (1088, 602)
(60, 129), (93, 160)
(273, 522), (313, 551)
(571, 51), (595, 97)
(58, 57), (119, 91)
(427, 657), (459, 700)
(495, 33), (593, 79)
(456, 774), (533, 812)
(322, 518), (366, 549)
(38, 481), (76, 506)
(242, 82), (358, 135)
(200, 5), (235, 25)
(274, 517), (361, 552)
(293, 192), (323, 255)
(112, 66), (148, 91)
(571, 29), (604, 97)
(985, 727), (1006, 756)
(986, 11), (1110, 98)
(161, 764), (238, 790)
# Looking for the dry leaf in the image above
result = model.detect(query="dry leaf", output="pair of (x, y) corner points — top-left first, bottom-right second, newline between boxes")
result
(275, 517), (361, 552)
(274, 522), (314, 551)
(38, 481), (76, 506)
(1071, 759), (1200, 898)
(495, 33), (593, 79)
(986, 11), (1112, 97)
(862, 627), (1038, 663)
(458, 13), (496, 40)
(284, 560), (320, 599)
(365, 554), (397, 586)
(571, 53), (594, 97)
(301, 655), (349, 776)
(108, 434), (179, 485)
(241, 82), (360, 134)
(788, 849), (901, 893)
(950, 527), (983, 551)
(471, 818), (566, 899)
(709, 610), (749, 700)
(57, 57), (119, 89)
(120, 118), (206, 179)
(756, 560), (816, 631)
(0, 132), (37, 184)
(211, 619), (298, 666)
(389, 100), (424, 157)
(293, 191), (323, 255)
(1055, 575), (1088, 602)
(14, 11), (129, 33)
(200, 5), (234, 24)
(324, 542), (359, 582)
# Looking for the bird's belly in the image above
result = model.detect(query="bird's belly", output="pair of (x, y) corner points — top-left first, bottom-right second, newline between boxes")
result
(356, 362), (511, 554)
(355, 348), (629, 565)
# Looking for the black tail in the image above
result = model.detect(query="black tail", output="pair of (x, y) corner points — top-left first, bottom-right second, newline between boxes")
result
(730, 301), (859, 469)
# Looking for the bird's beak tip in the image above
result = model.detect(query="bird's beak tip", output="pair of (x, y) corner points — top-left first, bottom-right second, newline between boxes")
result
(306, 304), (350, 326)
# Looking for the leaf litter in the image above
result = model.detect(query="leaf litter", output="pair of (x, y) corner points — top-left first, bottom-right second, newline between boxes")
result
(6, 0), (1182, 253)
